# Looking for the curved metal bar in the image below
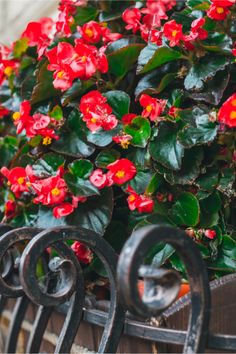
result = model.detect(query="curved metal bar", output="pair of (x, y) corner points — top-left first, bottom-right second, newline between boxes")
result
(4, 296), (30, 353)
(0, 227), (42, 298)
(20, 226), (125, 353)
(117, 225), (211, 354)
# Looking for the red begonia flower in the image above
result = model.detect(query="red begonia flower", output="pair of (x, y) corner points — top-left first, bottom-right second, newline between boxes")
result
(112, 134), (132, 149)
(0, 106), (10, 118)
(122, 8), (141, 34)
(56, 7), (74, 37)
(89, 169), (108, 189)
(31, 175), (67, 206)
(78, 21), (102, 43)
(207, 4), (230, 20)
(218, 93), (236, 127)
(1, 167), (29, 197)
(163, 20), (183, 47)
(79, 90), (117, 131)
(12, 101), (35, 136)
(71, 241), (93, 264)
(127, 186), (154, 213)
(139, 94), (166, 121)
(122, 113), (137, 125)
(4, 200), (17, 219)
(106, 158), (136, 185)
(21, 21), (51, 59)
(205, 229), (217, 239)
(53, 202), (74, 218)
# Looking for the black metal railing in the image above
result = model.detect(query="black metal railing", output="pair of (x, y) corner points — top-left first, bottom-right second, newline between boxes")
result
(0, 224), (235, 353)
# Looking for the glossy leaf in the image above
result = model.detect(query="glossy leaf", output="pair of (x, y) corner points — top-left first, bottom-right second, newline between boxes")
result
(171, 192), (200, 226)
(124, 117), (151, 147)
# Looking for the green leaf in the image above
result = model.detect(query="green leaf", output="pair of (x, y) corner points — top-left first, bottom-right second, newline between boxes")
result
(135, 66), (177, 97)
(31, 61), (59, 104)
(152, 244), (175, 267)
(137, 44), (183, 74)
(178, 107), (217, 147)
(196, 168), (219, 191)
(68, 159), (93, 179)
(202, 33), (232, 54)
(107, 41), (144, 77)
(64, 172), (99, 197)
(49, 105), (63, 121)
(171, 192), (200, 226)
(67, 188), (113, 235)
(187, 69), (230, 106)
(200, 192), (222, 214)
(187, 0), (210, 10)
(184, 55), (229, 91)
(217, 168), (235, 197)
(95, 149), (120, 168)
(128, 170), (153, 194)
(74, 6), (99, 25)
(124, 117), (151, 147)
(221, 235), (236, 260)
(36, 207), (66, 228)
(145, 173), (163, 195)
(87, 124), (121, 147)
(0, 136), (18, 166)
(52, 110), (95, 157)
(165, 147), (203, 185)
(208, 253), (236, 271)
(13, 38), (28, 58)
(149, 122), (184, 171)
(32, 153), (64, 177)
(104, 90), (130, 119)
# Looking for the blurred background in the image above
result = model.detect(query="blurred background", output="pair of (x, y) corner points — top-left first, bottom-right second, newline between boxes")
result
(0, 0), (58, 44)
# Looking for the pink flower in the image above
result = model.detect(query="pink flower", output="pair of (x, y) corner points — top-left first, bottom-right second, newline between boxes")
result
(139, 94), (166, 121)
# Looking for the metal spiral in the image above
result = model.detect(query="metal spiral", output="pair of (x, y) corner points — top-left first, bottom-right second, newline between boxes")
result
(117, 225), (211, 354)
(19, 226), (125, 353)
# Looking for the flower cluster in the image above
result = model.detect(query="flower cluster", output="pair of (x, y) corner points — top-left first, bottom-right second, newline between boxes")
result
(0, 0), (235, 276)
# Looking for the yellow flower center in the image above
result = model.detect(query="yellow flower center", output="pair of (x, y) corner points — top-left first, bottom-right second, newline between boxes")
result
(216, 7), (224, 14)
(231, 99), (236, 107)
(91, 117), (97, 123)
(230, 111), (236, 120)
(51, 188), (61, 196)
(12, 111), (21, 121)
(81, 56), (87, 63)
(4, 66), (13, 77)
(26, 182), (31, 187)
(129, 195), (136, 202)
(57, 71), (64, 79)
(85, 28), (94, 38)
(146, 104), (153, 113)
(172, 30), (178, 37)
(115, 170), (125, 178)
(42, 136), (52, 145)
(17, 177), (25, 185)
(120, 140), (130, 149)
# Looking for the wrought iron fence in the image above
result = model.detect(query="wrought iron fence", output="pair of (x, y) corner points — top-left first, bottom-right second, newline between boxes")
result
(0, 224), (235, 353)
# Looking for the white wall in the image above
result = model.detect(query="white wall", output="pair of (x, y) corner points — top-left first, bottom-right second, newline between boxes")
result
(0, 0), (57, 45)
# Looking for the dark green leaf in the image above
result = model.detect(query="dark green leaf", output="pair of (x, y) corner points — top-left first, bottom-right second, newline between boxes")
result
(171, 192), (200, 226)
(137, 44), (183, 74)
(184, 55), (229, 91)
(149, 122), (184, 171)
(67, 188), (113, 235)
(32, 153), (64, 177)
(104, 90), (130, 119)
(64, 172), (99, 197)
(152, 244), (175, 267)
(74, 6), (99, 25)
(68, 159), (93, 179)
(124, 117), (151, 147)
(95, 149), (120, 168)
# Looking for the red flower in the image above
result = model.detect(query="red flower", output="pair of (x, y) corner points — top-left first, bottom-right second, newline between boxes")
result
(72, 195), (87, 207)
(1, 167), (29, 197)
(211, 0), (235, 7)
(205, 229), (217, 239)
(106, 158), (136, 185)
(89, 169), (108, 189)
(56, 7), (74, 37)
(139, 94), (166, 121)
(112, 134), (132, 149)
(31, 175), (67, 206)
(12, 100), (34, 135)
(0, 106), (10, 118)
(79, 91), (118, 131)
(99, 25), (122, 44)
(21, 20), (52, 58)
(122, 113), (137, 125)
(127, 186), (154, 213)
(4, 200), (17, 219)
(163, 20), (183, 47)
(207, 4), (230, 20)
(218, 93), (236, 127)
(183, 18), (208, 44)
(53, 202), (74, 218)
(122, 8), (141, 34)
(141, 0), (169, 28)
(78, 21), (102, 43)
(71, 241), (93, 264)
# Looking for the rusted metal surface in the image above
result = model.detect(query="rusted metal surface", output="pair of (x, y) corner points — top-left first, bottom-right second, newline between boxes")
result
(0, 223), (235, 353)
